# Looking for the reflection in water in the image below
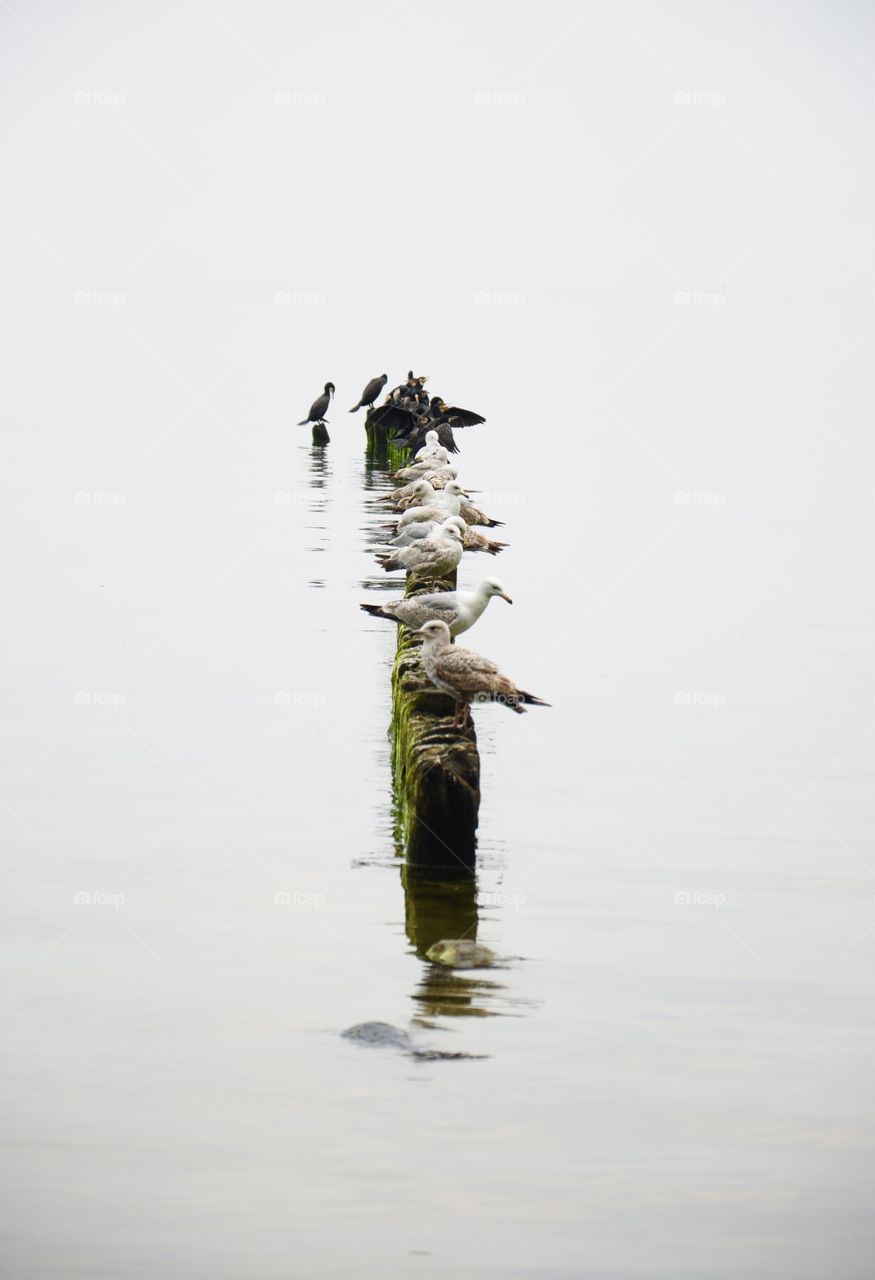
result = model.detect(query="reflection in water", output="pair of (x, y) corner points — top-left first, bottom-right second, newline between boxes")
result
(304, 443), (333, 586)
(360, 430), (408, 592)
(362, 424), (395, 487)
(403, 867), (508, 1022)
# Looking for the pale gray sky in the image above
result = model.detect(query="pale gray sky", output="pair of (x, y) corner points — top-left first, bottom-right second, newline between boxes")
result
(3, 4), (875, 1278)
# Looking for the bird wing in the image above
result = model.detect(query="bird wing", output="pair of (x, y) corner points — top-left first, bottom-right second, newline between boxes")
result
(440, 406), (486, 427)
(369, 404), (417, 433)
(418, 593), (460, 616)
(398, 598), (460, 628)
(435, 648), (499, 694)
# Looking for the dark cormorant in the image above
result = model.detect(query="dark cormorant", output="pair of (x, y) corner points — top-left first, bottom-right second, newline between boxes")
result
(349, 374), (388, 413)
(389, 371), (428, 400)
(368, 401), (425, 438)
(298, 382), (335, 426)
(428, 396), (486, 427)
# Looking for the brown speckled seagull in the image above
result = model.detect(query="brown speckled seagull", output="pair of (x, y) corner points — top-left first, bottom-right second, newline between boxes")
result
(417, 619), (550, 729)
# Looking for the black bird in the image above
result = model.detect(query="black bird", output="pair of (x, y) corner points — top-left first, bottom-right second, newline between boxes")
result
(371, 405), (460, 455)
(405, 419), (459, 455)
(368, 401), (424, 437)
(390, 370), (428, 400)
(349, 374), (388, 413)
(298, 382), (335, 426)
(428, 396), (485, 427)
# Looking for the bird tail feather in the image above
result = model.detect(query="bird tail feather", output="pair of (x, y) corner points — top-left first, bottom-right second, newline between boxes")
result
(520, 691), (550, 707)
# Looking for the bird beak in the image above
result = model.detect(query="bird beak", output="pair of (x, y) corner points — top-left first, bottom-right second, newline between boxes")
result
(500, 593), (513, 604)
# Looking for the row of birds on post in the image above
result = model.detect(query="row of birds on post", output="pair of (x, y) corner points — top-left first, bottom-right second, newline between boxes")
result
(299, 371), (486, 451)
(360, 427), (548, 729)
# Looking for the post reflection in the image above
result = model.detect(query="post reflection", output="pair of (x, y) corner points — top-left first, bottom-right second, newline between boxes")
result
(304, 443), (332, 585)
(402, 868), (506, 1022)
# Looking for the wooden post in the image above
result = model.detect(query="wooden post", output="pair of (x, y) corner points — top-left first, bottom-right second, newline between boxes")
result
(389, 567), (481, 872)
(365, 416), (481, 871)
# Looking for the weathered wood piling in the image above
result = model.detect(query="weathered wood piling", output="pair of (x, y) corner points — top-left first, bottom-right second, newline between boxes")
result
(366, 421), (481, 873)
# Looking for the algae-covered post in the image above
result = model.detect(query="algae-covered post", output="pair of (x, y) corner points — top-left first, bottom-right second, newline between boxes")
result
(364, 388), (490, 872)
(390, 565), (480, 872)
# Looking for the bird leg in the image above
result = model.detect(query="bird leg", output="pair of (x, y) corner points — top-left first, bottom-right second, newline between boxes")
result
(451, 702), (470, 730)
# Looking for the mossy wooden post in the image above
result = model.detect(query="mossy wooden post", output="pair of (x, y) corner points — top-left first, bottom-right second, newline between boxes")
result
(365, 414), (481, 871)
(391, 565), (481, 872)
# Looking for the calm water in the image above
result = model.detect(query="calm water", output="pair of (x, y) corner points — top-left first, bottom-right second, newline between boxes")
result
(4, 1), (875, 1273)
(3, 405), (874, 1278)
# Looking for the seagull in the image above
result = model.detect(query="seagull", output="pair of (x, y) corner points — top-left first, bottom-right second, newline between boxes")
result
(414, 431), (451, 465)
(458, 493), (503, 528)
(349, 374), (388, 413)
(381, 468), (458, 502)
(398, 481), (467, 526)
(389, 460), (456, 485)
(375, 523), (463, 580)
(388, 515), (507, 555)
(360, 577), (512, 637)
(418, 619), (550, 728)
(298, 382), (334, 427)
(384, 478), (439, 510)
